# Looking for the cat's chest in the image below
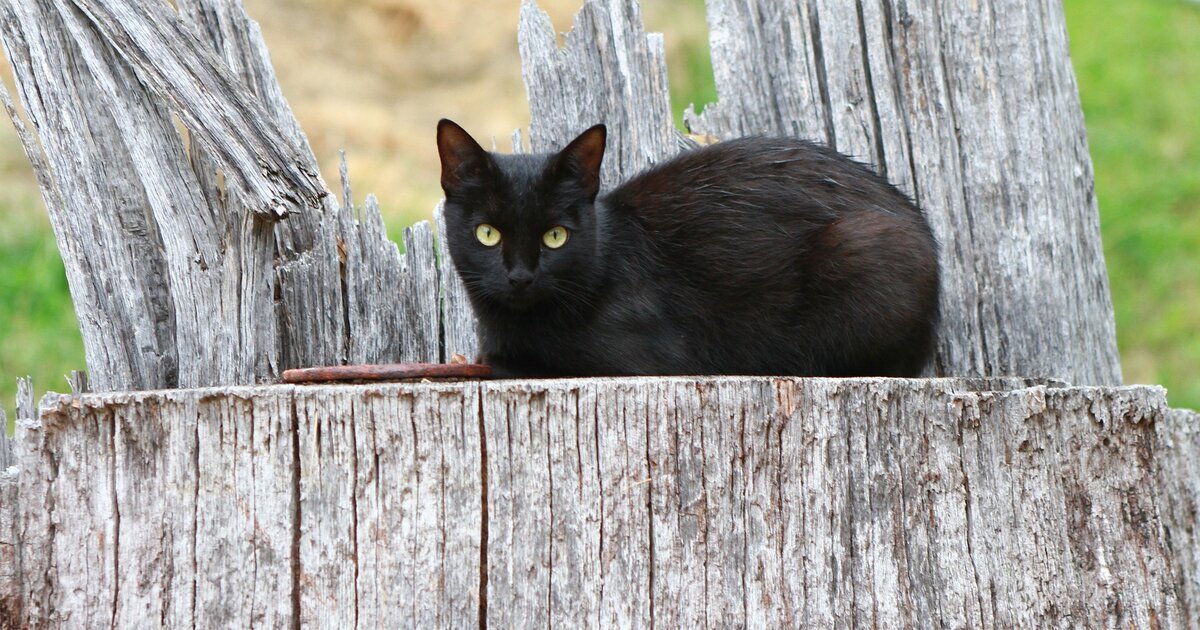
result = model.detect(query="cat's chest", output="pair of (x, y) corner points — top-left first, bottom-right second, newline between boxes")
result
(481, 290), (690, 375)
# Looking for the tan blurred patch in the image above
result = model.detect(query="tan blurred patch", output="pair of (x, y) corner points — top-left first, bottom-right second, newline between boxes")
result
(247, 0), (710, 227)
(245, 0), (589, 226)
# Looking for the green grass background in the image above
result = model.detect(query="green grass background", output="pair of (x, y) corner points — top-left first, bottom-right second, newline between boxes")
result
(1065, 0), (1200, 408)
(2, 0), (1198, 431)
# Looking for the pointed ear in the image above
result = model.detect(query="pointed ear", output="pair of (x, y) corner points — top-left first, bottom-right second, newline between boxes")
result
(550, 124), (606, 198)
(437, 119), (490, 192)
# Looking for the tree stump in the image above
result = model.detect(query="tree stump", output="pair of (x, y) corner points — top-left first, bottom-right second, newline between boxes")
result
(0, 0), (1196, 626)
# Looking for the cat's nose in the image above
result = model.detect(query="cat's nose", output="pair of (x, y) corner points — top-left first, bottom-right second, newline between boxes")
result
(508, 270), (534, 290)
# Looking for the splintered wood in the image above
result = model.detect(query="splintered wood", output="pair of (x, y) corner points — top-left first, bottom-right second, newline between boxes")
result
(3, 378), (1193, 626)
(0, 0), (466, 392)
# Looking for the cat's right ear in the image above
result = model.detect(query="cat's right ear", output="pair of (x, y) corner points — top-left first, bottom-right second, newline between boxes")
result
(437, 119), (490, 192)
(551, 124), (607, 199)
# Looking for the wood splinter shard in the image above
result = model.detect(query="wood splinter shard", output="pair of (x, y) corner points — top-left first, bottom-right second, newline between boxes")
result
(71, 0), (328, 218)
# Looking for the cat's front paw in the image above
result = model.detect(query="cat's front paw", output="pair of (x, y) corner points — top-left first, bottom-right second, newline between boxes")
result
(485, 363), (529, 379)
(478, 354), (549, 379)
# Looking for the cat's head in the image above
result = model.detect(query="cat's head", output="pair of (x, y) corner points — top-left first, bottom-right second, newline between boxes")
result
(437, 119), (607, 312)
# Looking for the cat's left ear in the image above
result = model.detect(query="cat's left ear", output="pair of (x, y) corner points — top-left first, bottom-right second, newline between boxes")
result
(437, 119), (491, 193)
(551, 124), (607, 198)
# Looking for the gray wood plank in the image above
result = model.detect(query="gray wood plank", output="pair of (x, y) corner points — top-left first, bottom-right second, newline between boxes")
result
(39, 397), (119, 626)
(71, 0), (326, 218)
(1, 0), (180, 391)
(2, 0), (447, 390)
(481, 382), (554, 628)
(0, 407), (16, 628)
(192, 389), (295, 627)
(518, 0), (677, 186)
(7, 379), (49, 626)
(0, 378), (1192, 625)
(295, 387), (357, 627)
(1158, 407), (1200, 620)
(0, 410), (9, 471)
(108, 394), (200, 626)
(436, 204), (479, 362)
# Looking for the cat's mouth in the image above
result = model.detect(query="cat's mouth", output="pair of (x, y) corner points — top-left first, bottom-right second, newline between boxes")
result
(500, 287), (540, 309)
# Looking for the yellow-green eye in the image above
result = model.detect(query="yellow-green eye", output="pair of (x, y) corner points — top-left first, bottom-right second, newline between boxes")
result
(543, 226), (569, 249)
(475, 223), (501, 247)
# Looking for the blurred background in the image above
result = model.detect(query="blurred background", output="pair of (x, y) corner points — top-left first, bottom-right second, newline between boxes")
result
(1, 0), (1197, 425)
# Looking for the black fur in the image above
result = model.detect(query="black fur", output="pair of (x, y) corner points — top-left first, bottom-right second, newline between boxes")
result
(436, 119), (940, 377)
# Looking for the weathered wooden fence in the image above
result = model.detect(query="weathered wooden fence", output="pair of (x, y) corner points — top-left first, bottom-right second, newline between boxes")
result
(0, 0), (1197, 626)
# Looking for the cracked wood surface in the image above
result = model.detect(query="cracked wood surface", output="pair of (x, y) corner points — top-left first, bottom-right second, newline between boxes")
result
(3, 377), (1195, 627)
(0, 0), (456, 394)
(1158, 407), (1200, 619)
(0, 380), (30, 628)
(72, 0), (326, 219)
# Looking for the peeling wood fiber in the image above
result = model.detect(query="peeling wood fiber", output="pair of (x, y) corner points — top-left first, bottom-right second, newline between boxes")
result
(1, 378), (1193, 627)
(0, 0), (463, 393)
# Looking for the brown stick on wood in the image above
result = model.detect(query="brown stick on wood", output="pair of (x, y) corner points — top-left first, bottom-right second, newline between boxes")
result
(281, 363), (492, 384)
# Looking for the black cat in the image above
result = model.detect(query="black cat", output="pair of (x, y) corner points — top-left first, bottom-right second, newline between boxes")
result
(436, 119), (939, 378)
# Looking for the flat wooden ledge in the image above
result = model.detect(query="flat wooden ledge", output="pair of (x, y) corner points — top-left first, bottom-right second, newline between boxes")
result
(30, 374), (1069, 414)
(4, 376), (1196, 626)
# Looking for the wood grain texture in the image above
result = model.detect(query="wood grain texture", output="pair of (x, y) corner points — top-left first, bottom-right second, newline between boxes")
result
(0, 382), (35, 629)
(684, 0), (1121, 385)
(0, 409), (17, 629)
(0, 410), (9, 471)
(71, 0), (326, 218)
(2, 378), (1193, 626)
(436, 203), (480, 362)
(1, 0), (447, 392)
(518, 0), (678, 189)
(2, 0), (181, 391)
(1158, 408), (1200, 619)
(197, 391), (296, 627)
(5, 382), (34, 627)
(176, 0), (341, 374)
